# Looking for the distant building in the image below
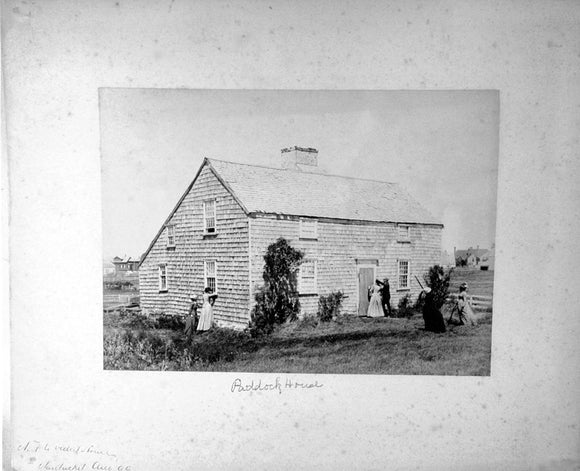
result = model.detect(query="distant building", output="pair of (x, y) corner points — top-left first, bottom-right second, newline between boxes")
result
(112, 256), (140, 273)
(479, 248), (495, 271)
(104, 256), (140, 288)
(454, 246), (492, 269)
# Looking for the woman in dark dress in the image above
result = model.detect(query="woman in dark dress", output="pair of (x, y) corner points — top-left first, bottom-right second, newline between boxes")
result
(422, 287), (446, 333)
(184, 295), (198, 342)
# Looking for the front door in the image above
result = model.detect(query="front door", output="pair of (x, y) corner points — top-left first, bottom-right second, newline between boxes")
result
(358, 266), (375, 316)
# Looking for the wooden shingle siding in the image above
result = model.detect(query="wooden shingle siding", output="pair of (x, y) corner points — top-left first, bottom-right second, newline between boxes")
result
(139, 165), (250, 328)
(249, 215), (441, 317)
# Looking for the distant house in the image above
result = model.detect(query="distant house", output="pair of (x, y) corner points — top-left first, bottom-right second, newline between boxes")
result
(112, 256), (140, 274)
(139, 147), (443, 328)
(479, 248), (495, 271)
(454, 246), (490, 269)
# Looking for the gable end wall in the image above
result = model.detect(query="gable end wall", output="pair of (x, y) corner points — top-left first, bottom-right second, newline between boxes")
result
(138, 165), (250, 327)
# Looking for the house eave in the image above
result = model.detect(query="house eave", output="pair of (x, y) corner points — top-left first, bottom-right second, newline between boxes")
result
(247, 211), (444, 228)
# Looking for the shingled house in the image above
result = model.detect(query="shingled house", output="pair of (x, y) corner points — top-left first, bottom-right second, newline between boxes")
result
(138, 147), (443, 328)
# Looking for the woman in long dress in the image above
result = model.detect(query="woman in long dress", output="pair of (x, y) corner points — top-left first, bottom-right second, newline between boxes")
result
(457, 283), (478, 326)
(196, 288), (218, 332)
(422, 287), (446, 333)
(367, 279), (384, 318)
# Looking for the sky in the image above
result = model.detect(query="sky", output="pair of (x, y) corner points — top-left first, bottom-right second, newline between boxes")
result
(100, 89), (498, 261)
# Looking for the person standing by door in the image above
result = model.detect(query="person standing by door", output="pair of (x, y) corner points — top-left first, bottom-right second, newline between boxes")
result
(367, 279), (384, 318)
(380, 278), (392, 317)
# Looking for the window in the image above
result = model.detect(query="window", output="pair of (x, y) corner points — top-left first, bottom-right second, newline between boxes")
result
(397, 224), (411, 242)
(166, 225), (175, 247)
(299, 219), (318, 239)
(398, 260), (410, 290)
(298, 260), (317, 294)
(204, 260), (217, 292)
(158, 264), (168, 292)
(203, 199), (216, 234)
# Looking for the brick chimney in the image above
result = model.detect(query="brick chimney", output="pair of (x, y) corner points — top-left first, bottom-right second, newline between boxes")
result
(281, 146), (318, 170)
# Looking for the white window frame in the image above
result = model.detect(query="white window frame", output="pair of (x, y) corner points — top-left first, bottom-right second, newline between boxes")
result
(299, 218), (318, 240)
(203, 199), (217, 234)
(298, 259), (317, 295)
(204, 260), (218, 293)
(397, 224), (411, 242)
(166, 224), (175, 248)
(397, 259), (410, 290)
(158, 264), (168, 292)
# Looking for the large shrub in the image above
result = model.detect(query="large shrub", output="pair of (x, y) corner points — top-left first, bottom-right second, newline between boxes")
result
(423, 265), (452, 309)
(249, 238), (303, 336)
(317, 291), (345, 322)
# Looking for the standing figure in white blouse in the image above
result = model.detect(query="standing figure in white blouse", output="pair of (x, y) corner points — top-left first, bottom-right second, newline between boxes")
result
(197, 287), (218, 332)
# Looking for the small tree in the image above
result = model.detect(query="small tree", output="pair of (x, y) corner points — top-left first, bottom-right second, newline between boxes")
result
(396, 294), (414, 318)
(249, 238), (304, 336)
(423, 265), (452, 309)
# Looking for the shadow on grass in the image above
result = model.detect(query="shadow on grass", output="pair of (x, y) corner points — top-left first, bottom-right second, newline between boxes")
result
(261, 325), (425, 350)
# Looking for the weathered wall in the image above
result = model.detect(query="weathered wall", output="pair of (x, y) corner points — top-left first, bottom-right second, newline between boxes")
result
(249, 215), (442, 317)
(139, 164), (250, 327)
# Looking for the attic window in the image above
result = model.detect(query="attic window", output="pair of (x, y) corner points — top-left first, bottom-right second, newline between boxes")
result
(166, 225), (175, 248)
(397, 224), (411, 242)
(203, 199), (216, 234)
(299, 219), (318, 240)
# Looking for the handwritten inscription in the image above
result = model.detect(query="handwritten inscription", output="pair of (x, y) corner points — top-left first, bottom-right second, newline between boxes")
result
(15, 441), (131, 471)
(231, 377), (324, 394)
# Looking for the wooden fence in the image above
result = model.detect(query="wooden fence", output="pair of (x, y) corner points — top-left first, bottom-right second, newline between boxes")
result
(446, 293), (493, 310)
(103, 294), (140, 306)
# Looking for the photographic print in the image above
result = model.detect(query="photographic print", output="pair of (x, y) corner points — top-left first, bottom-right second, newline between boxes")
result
(101, 89), (498, 375)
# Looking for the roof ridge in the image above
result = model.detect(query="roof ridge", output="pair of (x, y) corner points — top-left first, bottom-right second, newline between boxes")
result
(206, 157), (399, 185)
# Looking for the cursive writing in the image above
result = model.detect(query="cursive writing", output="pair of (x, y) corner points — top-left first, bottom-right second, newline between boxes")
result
(15, 441), (130, 471)
(231, 377), (324, 394)
(17, 442), (117, 459)
(36, 462), (131, 471)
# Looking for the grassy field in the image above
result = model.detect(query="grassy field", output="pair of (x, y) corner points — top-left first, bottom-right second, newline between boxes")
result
(103, 312), (491, 375)
(448, 267), (494, 297)
(103, 268), (494, 375)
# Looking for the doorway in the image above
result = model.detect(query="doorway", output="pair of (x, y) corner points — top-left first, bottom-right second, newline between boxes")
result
(358, 264), (376, 316)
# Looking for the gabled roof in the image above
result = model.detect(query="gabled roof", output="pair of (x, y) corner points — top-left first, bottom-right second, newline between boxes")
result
(140, 158), (441, 267)
(113, 256), (139, 264)
(207, 158), (441, 225)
